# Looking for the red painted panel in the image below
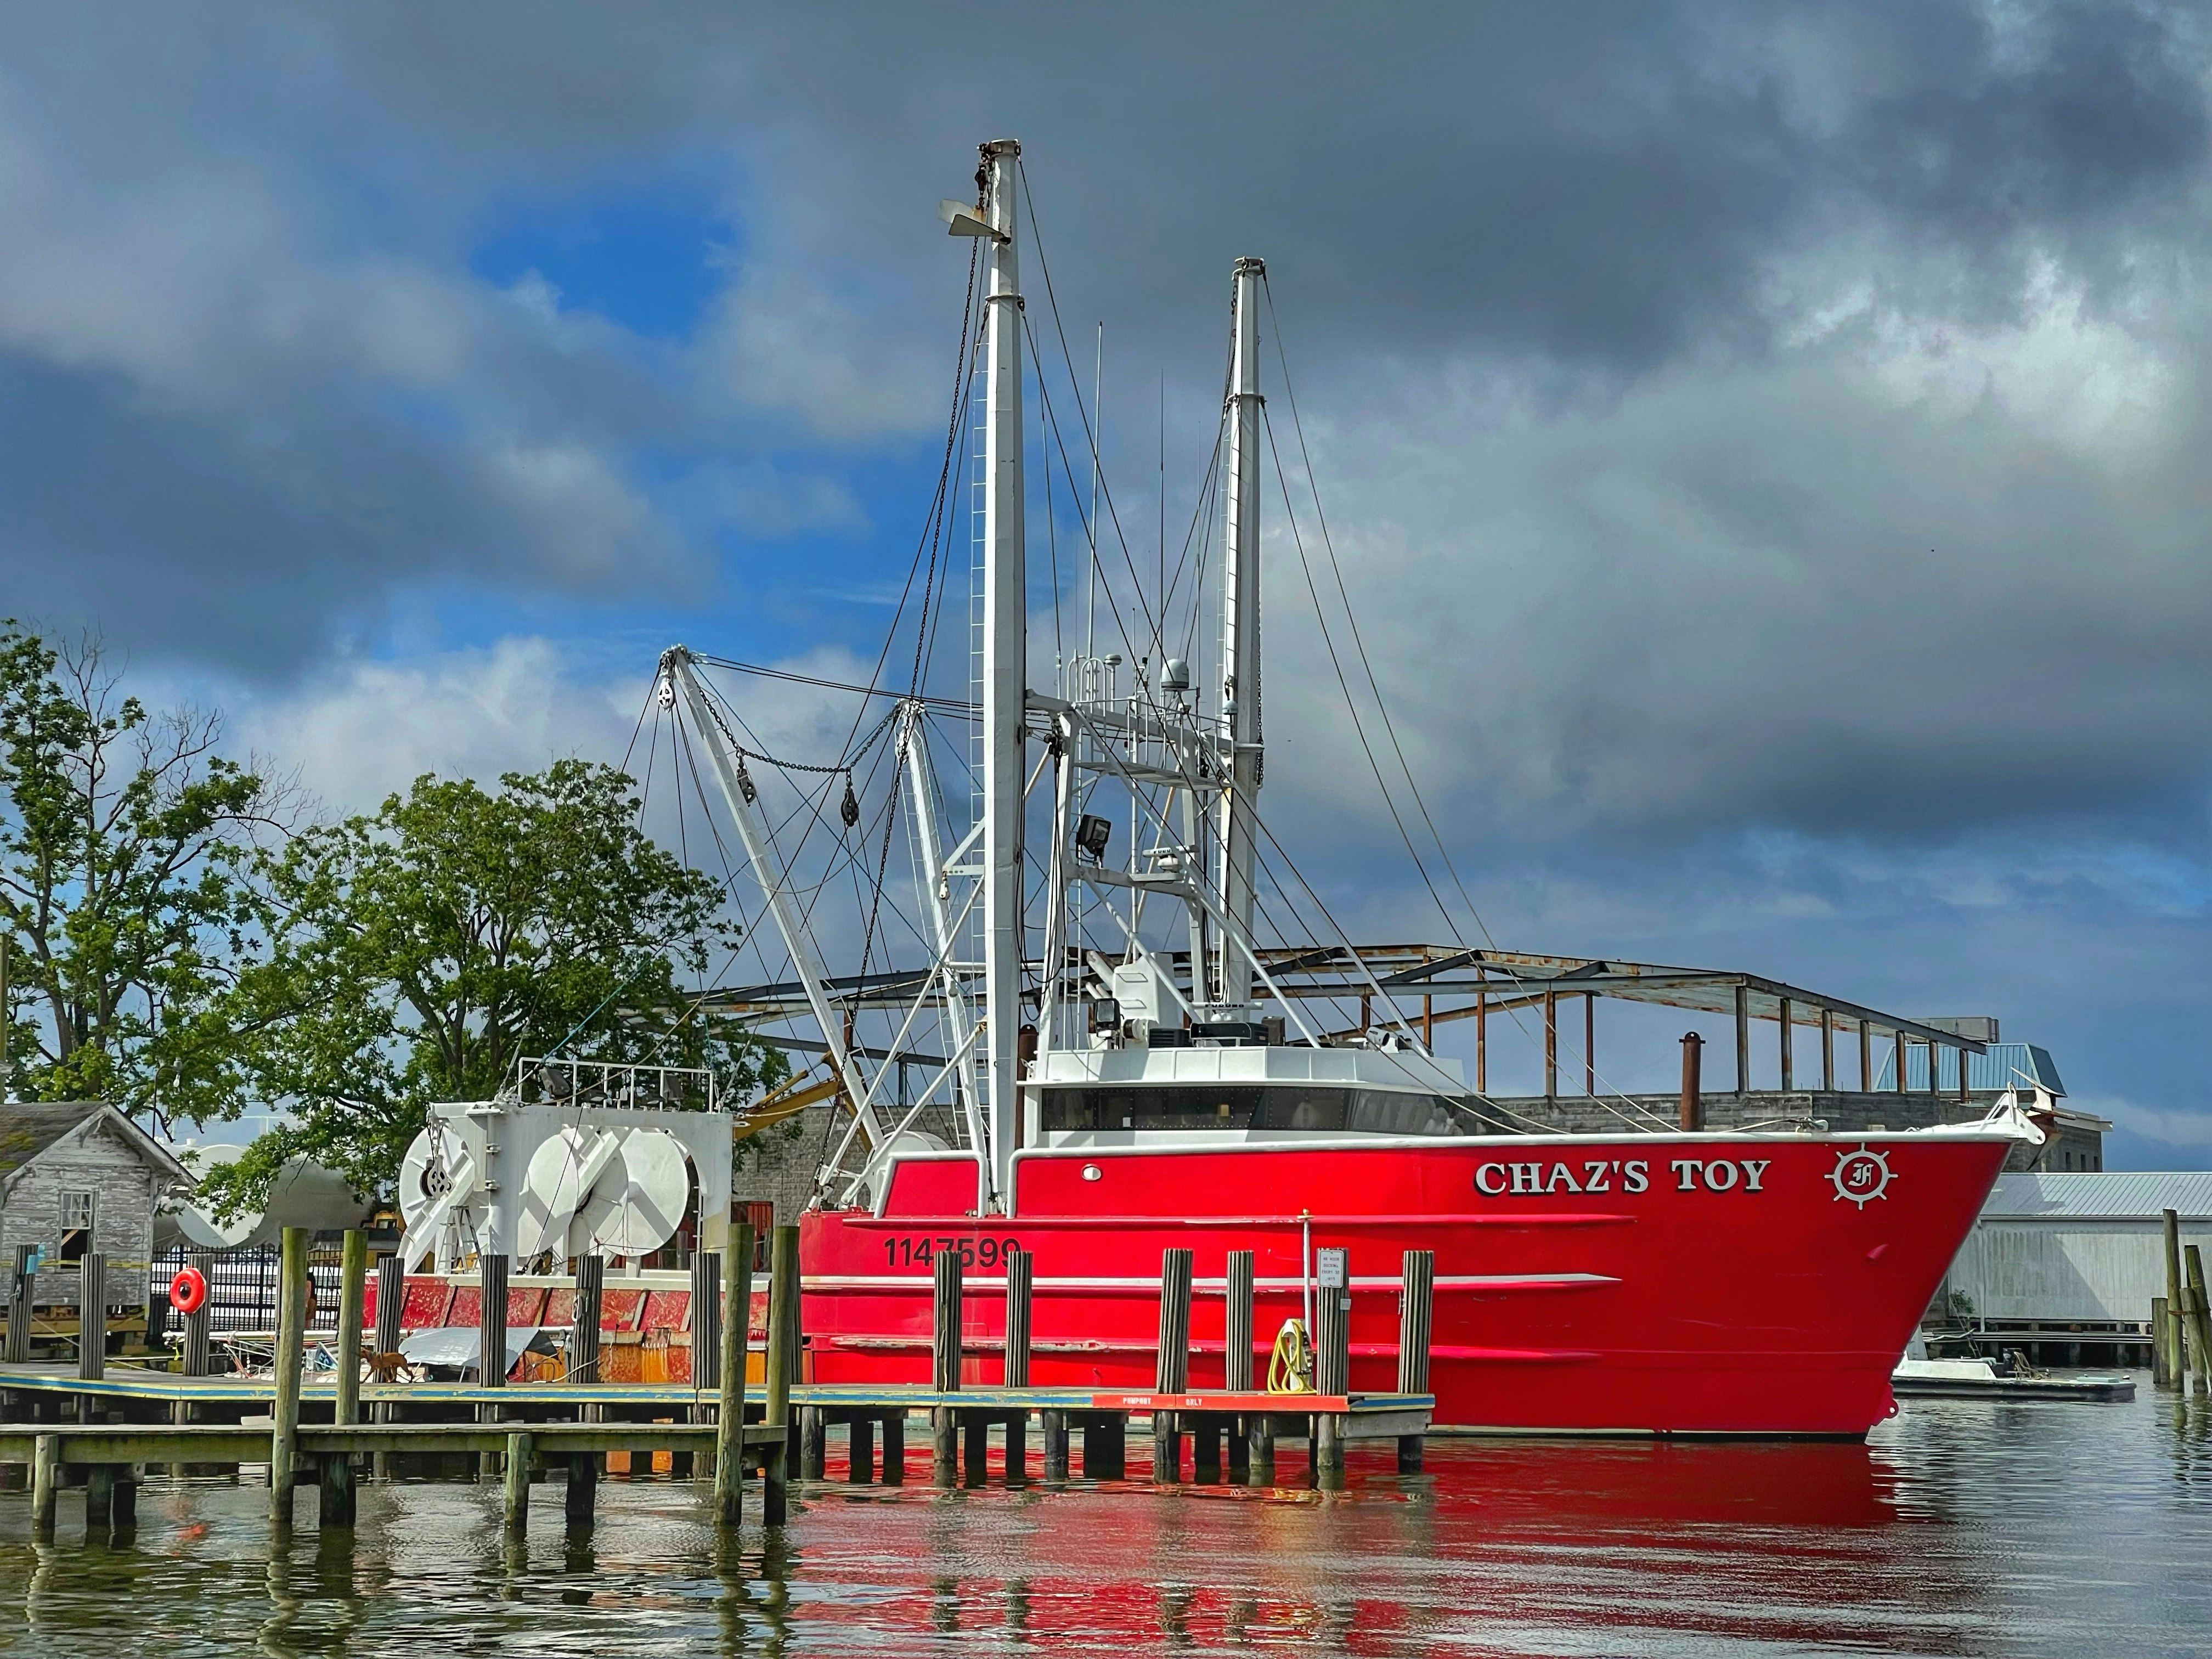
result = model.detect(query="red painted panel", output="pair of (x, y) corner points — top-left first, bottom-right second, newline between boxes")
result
(400, 1278), (455, 1330)
(541, 1287), (575, 1326)
(642, 1289), (689, 1333)
(883, 1156), (982, 1215)
(447, 1285), (482, 1330)
(599, 1288), (646, 1332)
(505, 1287), (548, 1326)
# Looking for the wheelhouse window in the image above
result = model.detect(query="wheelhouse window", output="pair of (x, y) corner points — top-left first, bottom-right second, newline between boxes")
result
(1039, 1086), (1466, 1136)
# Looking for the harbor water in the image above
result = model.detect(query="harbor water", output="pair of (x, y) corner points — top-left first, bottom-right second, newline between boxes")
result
(1, 1383), (2205, 1656)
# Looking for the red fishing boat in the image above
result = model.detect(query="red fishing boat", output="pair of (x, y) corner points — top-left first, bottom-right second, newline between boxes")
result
(650, 137), (2028, 1437)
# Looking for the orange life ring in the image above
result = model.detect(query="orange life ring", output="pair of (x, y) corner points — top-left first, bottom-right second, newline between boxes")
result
(168, 1265), (208, 1316)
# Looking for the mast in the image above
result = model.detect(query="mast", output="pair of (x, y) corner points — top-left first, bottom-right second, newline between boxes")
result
(978, 139), (1026, 1209)
(1216, 256), (1265, 1009)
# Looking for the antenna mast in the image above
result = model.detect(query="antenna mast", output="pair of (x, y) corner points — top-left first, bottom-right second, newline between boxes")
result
(1216, 256), (1266, 1008)
(977, 139), (1026, 1210)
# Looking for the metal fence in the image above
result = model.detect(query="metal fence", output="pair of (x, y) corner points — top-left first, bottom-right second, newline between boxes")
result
(149, 1246), (347, 1335)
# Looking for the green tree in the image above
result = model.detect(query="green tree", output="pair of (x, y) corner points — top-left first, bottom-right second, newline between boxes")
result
(0, 620), (293, 1120)
(205, 759), (780, 1214)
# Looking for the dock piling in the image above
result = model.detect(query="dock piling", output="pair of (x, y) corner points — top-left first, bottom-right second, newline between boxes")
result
(565, 1449), (597, 1527)
(6, 1244), (33, 1364)
(691, 1250), (721, 1392)
(1397, 1249), (1435, 1472)
(2163, 1210), (2184, 1386)
(1041, 1409), (1069, 1480)
(270, 1225), (308, 1522)
(503, 1431), (532, 1536)
(1224, 1251), (1255, 1391)
(930, 1246), (963, 1487)
(477, 1252), (509, 1478)
(1246, 1415), (1274, 1487)
(1154, 1248), (1193, 1483)
(932, 1408), (957, 1486)
(85, 1461), (114, 1528)
(2185, 1244), (2212, 1388)
(571, 1254), (604, 1386)
(2151, 1295), (2171, 1387)
(336, 1229), (367, 1428)
(371, 1249), (400, 1479)
(713, 1226), (754, 1526)
(762, 1225), (798, 1526)
(30, 1432), (56, 1537)
(962, 1414), (988, 1487)
(882, 1409), (905, 1484)
(931, 1250), (963, 1391)
(1003, 1248), (1032, 1387)
(1314, 1248), (1351, 1489)
(320, 1447), (356, 1528)
(848, 1416), (876, 1483)
(77, 1250), (104, 1382)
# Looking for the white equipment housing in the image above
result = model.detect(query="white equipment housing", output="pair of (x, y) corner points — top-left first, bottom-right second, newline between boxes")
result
(396, 1085), (733, 1272)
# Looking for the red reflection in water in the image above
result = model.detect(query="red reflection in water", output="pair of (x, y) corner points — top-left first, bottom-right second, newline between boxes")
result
(768, 1434), (1930, 1655)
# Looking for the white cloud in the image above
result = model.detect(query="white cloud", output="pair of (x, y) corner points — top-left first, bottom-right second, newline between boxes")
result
(230, 638), (637, 816)
(2079, 1094), (2212, 1153)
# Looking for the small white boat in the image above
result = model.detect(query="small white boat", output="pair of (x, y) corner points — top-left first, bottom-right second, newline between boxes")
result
(1892, 1339), (2134, 1401)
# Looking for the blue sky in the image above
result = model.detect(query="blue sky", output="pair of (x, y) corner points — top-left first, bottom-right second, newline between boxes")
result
(2, 3), (2205, 1163)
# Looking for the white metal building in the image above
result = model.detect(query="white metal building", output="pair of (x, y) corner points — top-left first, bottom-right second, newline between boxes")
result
(1938, 1171), (2212, 1364)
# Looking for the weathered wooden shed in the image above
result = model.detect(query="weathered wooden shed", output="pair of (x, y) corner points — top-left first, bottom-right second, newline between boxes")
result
(0, 1101), (193, 1323)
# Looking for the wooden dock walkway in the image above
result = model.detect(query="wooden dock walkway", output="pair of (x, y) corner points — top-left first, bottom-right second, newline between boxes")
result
(0, 1224), (1437, 1542)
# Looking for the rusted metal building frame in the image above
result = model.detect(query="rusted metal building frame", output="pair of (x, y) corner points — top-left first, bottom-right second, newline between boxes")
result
(693, 944), (1988, 1107)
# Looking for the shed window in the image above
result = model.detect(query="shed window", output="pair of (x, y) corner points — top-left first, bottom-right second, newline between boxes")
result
(59, 1191), (95, 1260)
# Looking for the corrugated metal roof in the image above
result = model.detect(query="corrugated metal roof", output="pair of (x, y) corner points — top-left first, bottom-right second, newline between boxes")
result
(1875, 1042), (2066, 1094)
(1980, 1171), (2212, 1220)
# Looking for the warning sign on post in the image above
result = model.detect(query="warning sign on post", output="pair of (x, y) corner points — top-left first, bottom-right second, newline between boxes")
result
(1316, 1246), (1347, 1289)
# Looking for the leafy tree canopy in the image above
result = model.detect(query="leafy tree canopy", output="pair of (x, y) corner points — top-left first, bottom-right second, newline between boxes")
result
(0, 620), (292, 1120)
(203, 759), (783, 1216)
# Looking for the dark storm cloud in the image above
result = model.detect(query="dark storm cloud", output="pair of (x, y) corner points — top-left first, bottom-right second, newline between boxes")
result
(5, 2), (2204, 666)
(1, 0), (2205, 836)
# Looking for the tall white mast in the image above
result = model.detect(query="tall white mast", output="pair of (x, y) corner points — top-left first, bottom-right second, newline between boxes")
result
(978, 140), (1026, 1208)
(1216, 256), (1265, 1008)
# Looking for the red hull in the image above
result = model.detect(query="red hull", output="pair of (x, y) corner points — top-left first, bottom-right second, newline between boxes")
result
(797, 1132), (2011, 1436)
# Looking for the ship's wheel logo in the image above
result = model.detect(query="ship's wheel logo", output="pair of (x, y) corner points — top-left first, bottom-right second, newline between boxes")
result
(1830, 1146), (1894, 1207)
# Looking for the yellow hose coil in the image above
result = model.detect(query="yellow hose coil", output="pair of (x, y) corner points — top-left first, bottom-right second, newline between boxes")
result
(1266, 1317), (1314, 1393)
